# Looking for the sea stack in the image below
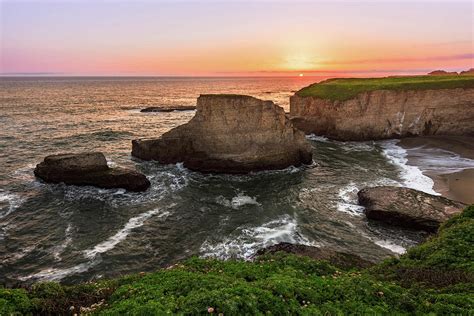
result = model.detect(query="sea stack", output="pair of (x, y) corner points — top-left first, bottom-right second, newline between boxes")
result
(34, 152), (150, 192)
(132, 94), (313, 173)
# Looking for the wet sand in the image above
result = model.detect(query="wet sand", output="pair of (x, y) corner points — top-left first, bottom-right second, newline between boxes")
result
(399, 136), (474, 204)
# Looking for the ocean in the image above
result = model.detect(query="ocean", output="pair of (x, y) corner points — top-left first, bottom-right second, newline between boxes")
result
(0, 76), (467, 285)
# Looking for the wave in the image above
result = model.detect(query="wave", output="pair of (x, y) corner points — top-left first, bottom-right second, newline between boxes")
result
(379, 140), (438, 195)
(20, 207), (170, 282)
(336, 182), (365, 216)
(0, 190), (24, 219)
(84, 208), (170, 259)
(200, 215), (315, 260)
(52, 223), (74, 261)
(403, 146), (474, 175)
(372, 239), (406, 255)
(306, 134), (329, 142)
(215, 193), (260, 209)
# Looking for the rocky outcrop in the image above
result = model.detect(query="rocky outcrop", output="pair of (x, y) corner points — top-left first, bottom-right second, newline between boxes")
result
(427, 70), (458, 75)
(358, 186), (466, 232)
(132, 95), (313, 173)
(290, 87), (474, 141)
(460, 68), (474, 76)
(140, 106), (196, 113)
(254, 242), (373, 269)
(34, 152), (150, 192)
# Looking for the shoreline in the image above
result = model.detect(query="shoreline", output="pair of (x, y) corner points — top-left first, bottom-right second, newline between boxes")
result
(399, 136), (474, 204)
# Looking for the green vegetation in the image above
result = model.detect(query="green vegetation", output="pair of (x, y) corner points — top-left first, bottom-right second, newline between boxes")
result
(296, 75), (474, 101)
(2, 206), (473, 315)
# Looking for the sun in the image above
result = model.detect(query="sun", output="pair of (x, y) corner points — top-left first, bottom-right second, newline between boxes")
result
(299, 73), (304, 77)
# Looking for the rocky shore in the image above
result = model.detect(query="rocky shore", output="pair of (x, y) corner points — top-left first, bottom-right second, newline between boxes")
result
(132, 94), (312, 173)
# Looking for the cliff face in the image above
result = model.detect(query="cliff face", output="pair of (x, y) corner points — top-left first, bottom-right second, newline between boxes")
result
(290, 88), (474, 140)
(132, 95), (312, 173)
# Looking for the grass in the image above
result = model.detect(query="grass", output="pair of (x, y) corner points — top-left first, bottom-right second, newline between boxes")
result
(296, 75), (474, 101)
(1, 205), (473, 315)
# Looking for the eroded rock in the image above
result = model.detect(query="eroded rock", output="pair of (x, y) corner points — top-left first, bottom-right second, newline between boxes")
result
(358, 186), (466, 232)
(132, 94), (313, 173)
(34, 152), (150, 192)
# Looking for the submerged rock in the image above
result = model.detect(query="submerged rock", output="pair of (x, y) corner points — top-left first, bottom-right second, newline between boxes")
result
(34, 152), (150, 192)
(140, 106), (196, 113)
(254, 242), (374, 269)
(132, 94), (313, 173)
(358, 186), (466, 232)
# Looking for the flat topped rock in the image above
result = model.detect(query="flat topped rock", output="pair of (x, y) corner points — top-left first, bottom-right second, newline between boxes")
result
(132, 94), (312, 173)
(358, 186), (466, 232)
(140, 106), (196, 113)
(42, 152), (108, 172)
(34, 152), (150, 192)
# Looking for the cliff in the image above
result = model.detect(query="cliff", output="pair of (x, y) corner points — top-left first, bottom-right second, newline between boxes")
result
(132, 94), (312, 173)
(290, 76), (474, 140)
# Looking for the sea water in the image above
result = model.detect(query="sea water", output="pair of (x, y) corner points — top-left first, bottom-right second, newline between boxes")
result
(1, 76), (470, 285)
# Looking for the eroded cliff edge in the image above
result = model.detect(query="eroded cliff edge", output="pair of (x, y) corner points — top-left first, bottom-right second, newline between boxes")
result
(132, 94), (312, 173)
(290, 76), (474, 141)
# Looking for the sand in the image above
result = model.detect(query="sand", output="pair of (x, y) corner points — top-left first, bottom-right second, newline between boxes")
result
(399, 136), (474, 204)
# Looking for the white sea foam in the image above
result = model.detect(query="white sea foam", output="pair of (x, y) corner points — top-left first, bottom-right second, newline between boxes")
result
(21, 207), (170, 281)
(373, 239), (406, 255)
(200, 215), (314, 259)
(19, 260), (100, 282)
(404, 146), (474, 175)
(52, 223), (73, 261)
(216, 193), (260, 209)
(84, 208), (170, 259)
(336, 182), (365, 216)
(306, 134), (329, 142)
(0, 190), (24, 218)
(340, 141), (376, 152)
(379, 140), (438, 195)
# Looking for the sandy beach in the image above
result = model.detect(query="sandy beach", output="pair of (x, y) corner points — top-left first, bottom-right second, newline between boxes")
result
(399, 136), (474, 204)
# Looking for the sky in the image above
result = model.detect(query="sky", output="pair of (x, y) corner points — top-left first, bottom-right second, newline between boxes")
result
(1, 0), (473, 76)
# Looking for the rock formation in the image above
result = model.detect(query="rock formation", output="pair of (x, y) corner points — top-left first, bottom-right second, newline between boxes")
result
(34, 152), (150, 192)
(254, 242), (373, 269)
(140, 106), (196, 113)
(427, 70), (458, 75)
(290, 81), (474, 141)
(132, 94), (313, 173)
(460, 68), (474, 76)
(358, 186), (466, 232)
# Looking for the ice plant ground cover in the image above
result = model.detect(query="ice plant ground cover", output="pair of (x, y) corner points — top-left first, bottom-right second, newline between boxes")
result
(1, 205), (473, 314)
(297, 75), (474, 101)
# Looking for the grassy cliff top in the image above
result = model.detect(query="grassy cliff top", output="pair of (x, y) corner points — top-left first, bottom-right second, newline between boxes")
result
(296, 75), (474, 101)
(2, 205), (473, 315)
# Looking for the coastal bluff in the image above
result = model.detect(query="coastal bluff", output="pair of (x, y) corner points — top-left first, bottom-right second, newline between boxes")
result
(132, 94), (312, 173)
(290, 76), (474, 141)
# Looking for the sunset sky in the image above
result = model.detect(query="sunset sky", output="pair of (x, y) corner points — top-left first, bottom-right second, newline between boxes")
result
(1, 0), (473, 76)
